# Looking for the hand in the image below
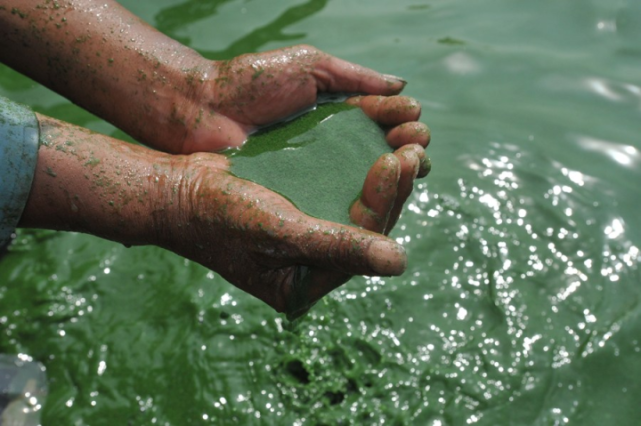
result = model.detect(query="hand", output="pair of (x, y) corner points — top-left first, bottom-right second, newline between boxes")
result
(156, 142), (427, 318)
(182, 45), (427, 153)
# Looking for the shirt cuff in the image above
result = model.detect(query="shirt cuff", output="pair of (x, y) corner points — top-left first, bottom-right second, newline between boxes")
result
(0, 95), (40, 248)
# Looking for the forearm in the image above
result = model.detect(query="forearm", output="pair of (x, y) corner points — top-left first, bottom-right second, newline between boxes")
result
(19, 113), (180, 246)
(0, 0), (212, 152)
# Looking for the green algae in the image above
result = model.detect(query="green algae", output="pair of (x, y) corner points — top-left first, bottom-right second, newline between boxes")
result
(226, 103), (391, 225)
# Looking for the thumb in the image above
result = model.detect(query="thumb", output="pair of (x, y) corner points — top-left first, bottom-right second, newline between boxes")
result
(288, 218), (407, 277)
(181, 113), (251, 153)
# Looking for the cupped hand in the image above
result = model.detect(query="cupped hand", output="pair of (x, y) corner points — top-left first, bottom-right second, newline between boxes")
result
(159, 139), (426, 318)
(179, 45), (428, 153)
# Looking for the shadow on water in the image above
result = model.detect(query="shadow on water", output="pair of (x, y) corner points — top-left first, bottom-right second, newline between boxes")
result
(199, 0), (329, 60)
(154, 0), (329, 59)
(154, 0), (241, 44)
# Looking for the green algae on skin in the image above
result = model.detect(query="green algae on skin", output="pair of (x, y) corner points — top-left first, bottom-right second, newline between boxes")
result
(225, 103), (392, 225)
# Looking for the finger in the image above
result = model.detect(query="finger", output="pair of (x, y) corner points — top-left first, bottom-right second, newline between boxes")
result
(183, 112), (252, 153)
(385, 145), (423, 234)
(309, 48), (406, 95)
(386, 121), (431, 149)
(388, 142), (431, 180)
(346, 95), (421, 126)
(350, 153), (400, 233)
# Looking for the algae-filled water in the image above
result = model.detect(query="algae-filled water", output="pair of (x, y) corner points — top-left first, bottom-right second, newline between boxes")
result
(1, 0), (641, 425)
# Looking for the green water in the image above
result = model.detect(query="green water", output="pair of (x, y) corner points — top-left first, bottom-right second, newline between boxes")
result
(1, 0), (641, 425)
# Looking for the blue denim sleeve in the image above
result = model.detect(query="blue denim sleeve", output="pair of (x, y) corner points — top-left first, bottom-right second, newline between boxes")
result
(0, 95), (40, 248)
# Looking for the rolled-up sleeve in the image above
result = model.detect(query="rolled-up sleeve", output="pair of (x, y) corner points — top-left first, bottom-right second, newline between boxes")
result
(0, 96), (39, 248)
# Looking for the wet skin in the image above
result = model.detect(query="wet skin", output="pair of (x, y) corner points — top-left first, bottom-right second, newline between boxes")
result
(18, 94), (428, 316)
(1, 0), (431, 316)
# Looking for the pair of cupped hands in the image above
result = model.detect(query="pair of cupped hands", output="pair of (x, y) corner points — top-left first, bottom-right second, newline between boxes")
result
(28, 46), (430, 318)
(168, 46), (430, 317)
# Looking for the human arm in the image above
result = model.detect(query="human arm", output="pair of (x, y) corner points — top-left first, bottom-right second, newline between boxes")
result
(0, 0), (428, 154)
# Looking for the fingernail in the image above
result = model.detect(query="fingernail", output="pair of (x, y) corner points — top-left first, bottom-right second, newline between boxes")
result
(367, 240), (407, 276)
(384, 74), (408, 87)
